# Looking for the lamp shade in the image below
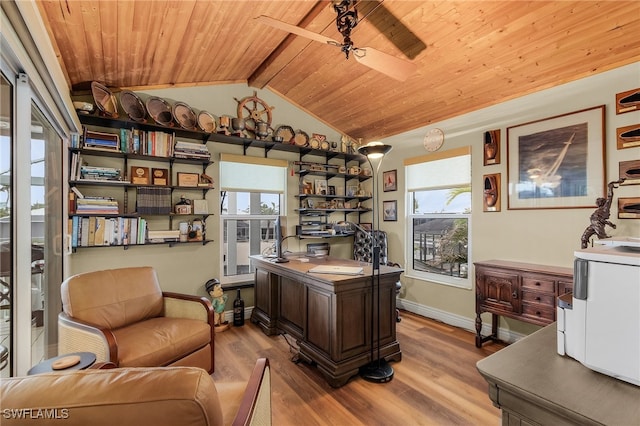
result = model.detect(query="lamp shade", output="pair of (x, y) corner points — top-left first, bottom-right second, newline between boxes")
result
(358, 142), (392, 159)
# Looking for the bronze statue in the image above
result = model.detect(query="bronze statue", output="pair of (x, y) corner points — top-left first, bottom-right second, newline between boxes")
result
(580, 178), (626, 248)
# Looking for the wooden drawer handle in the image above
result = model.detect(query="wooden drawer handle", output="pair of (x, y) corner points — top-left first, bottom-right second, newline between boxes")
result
(535, 282), (541, 286)
(512, 292), (518, 299)
(535, 296), (541, 301)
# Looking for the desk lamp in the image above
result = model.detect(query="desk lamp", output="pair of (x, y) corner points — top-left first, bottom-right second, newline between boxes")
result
(357, 141), (394, 383)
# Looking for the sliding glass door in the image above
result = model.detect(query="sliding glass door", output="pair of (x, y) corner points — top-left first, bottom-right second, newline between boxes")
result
(0, 73), (13, 377)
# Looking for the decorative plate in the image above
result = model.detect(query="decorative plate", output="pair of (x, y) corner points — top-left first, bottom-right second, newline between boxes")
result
(293, 130), (309, 147)
(146, 97), (174, 127)
(119, 90), (146, 122)
(320, 140), (330, 150)
(172, 102), (197, 130)
(197, 111), (218, 133)
(274, 125), (295, 144)
(91, 81), (118, 118)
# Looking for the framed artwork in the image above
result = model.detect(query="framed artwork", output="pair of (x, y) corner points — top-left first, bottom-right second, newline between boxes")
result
(328, 185), (336, 195)
(314, 179), (328, 195)
(618, 197), (640, 219)
(507, 105), (605, 210)
(483, 129), (501, 166)
(177, 172), (199, 187)
(483, 173), (501, 212)
(619, 160), (640, 185)
(301, 180), (313, 195)
(346, 185), (359, 197)
(616, 87), (639, 114)
(359, 222), (372, 231)
(616, 123), (640, 150)
(383, 200), (397, 221)
(383, 169), (397, 192)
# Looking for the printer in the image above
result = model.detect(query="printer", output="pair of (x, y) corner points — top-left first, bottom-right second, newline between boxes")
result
(557, 238), (640, 386)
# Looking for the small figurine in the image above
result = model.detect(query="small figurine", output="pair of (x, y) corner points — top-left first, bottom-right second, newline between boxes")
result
(580, 178), (625, 248)
(206, 279), (229, 332)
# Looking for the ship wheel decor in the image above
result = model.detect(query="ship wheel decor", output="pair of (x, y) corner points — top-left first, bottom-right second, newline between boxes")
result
(234, 91), (275, 133)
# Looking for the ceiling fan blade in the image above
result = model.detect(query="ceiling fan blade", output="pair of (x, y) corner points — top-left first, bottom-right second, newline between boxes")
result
(353, 47), (417, 81)
(255, 15), (339, 46)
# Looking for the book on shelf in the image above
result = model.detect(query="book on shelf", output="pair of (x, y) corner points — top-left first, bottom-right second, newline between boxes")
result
(70, 216), (148, 247)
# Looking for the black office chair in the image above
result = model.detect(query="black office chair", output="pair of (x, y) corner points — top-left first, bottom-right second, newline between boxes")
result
(353, 229), (402, 322)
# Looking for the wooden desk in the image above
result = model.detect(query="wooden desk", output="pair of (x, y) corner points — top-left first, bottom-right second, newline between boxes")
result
(250, 254), (402, 387)
(477, 323), (640, 425)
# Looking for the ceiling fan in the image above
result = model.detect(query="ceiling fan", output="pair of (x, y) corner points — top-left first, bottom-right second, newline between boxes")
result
(256, 1), (418, 81)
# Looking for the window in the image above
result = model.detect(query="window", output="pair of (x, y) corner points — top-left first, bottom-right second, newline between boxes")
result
(219, 155), (287, 284)
(405, 147), (472, 288)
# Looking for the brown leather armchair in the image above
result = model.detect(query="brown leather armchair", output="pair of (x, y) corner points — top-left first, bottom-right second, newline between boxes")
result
(58, 266), (215, 373)
(0, 359), (271, 426)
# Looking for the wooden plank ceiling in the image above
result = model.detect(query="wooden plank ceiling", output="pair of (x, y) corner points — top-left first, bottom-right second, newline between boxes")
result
(37, 0), (640, 141)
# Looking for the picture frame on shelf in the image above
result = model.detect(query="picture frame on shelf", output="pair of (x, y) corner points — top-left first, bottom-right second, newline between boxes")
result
(152, 168), (169, 186)
(346, 185), (359, 197)
(130, 166), (150, 185)
(383, 200), (397, 221)
(177, 172), (200, 187)
(301, 180), (313, 195)
(383, 169), (397, 192)
(314, 179), (328, 195)
(507, 105), (605, 210)
(328, 185), (336, 195)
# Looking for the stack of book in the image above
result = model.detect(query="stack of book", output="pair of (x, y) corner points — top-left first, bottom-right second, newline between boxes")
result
(173, 141), (210, 160)
(79, 165), (123, 182)
(136, 187), (171, 214)
(83, 130), (120, 151)
(75, 197), (119, 215)
(147, 229), (181, 243)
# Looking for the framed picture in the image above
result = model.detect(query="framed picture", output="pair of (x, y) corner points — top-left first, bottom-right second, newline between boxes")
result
(151, 168), (169, 186)
(507, 105), (605, 210)
(328, 185), (336, 195)
(130, 166), (150, 185)
(359, 222), (372, 231)
(616, 87), (639, 114)
(383, 169), (397, 192)
(620, 160), (640, 185)
(618, 197), (640, 219)
(346, 185), (359, 197)
(616, 123), (640, 150)
(177, 172), (200, 187)
(301, 180), (313, 195)
(314, 179), (328, 195)
(383, 200), (397, 221)
(483, 129), (501, 166)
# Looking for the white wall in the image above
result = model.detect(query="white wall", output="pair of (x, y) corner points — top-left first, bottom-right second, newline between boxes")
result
(378, 62), (640, 338)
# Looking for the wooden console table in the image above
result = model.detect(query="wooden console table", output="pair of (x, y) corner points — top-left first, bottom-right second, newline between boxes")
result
(474, 260), (573, 347)
(250, 254), (402, 387)
(477, 323), (640, 425)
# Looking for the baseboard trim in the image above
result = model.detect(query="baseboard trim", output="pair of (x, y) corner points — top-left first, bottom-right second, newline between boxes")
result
(396, 298), (525, 344)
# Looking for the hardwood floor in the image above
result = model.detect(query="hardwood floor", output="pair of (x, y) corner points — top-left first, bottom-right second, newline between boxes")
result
(213, 311), (506, 426)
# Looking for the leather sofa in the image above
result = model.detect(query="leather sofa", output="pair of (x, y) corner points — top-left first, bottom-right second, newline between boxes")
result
(0, 359), (271, 426)
(58, 266), (215, 373)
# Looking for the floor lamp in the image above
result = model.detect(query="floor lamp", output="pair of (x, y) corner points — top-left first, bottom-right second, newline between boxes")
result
(357, 141), (394, 383)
